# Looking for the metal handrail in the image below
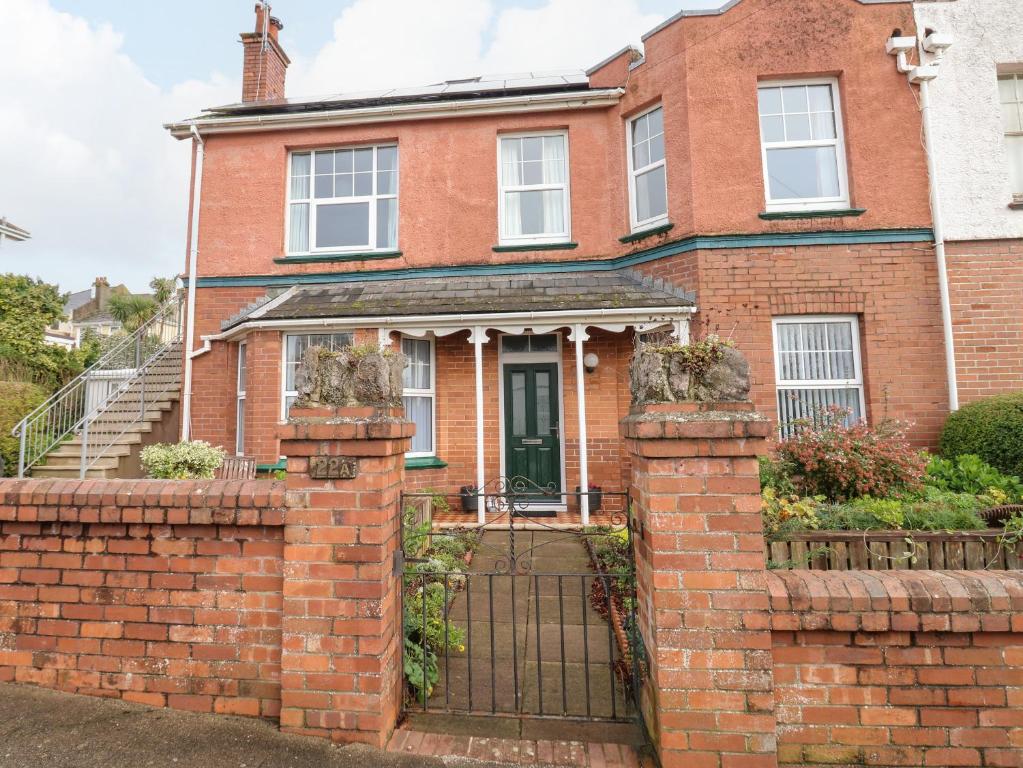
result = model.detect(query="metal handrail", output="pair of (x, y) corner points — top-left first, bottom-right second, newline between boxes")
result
(11, 296), (183, 477)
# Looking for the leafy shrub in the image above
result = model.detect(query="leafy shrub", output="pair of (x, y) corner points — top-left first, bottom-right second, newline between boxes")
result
(761, 488), (822, 535)
(775, 411), (926, 501)
(0, 381), (47, 476)
(759, 455), (797, 495)
(811, 489), (986, 532)
(925, 454), (1023, 502)
(140, 441), (226, 479)
(940, 392), (1023, 477)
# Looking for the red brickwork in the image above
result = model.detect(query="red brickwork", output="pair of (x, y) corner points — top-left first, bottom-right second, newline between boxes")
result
(946, 239), (1023, 405)
(277, 405), (411, 747)
(0, 479), (285, 717)
(768, 570), (1023, 767)
(240, 4), (288, 103)
(622, 402), (777, 768)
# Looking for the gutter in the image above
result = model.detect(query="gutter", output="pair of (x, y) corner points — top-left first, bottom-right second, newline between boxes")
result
(165, 89), (623, 138)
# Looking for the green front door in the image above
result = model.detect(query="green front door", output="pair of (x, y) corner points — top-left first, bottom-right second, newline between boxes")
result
(503, 362), (561, 493)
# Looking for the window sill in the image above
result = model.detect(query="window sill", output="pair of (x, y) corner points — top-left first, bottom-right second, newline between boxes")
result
(256, 458), (287, 473)
(619, 222), (674, 244)
(405, 456), (448, 470)
(274, 250), (402, 264)
(759, 208), (866, 221)
(492, 242), (578, 253)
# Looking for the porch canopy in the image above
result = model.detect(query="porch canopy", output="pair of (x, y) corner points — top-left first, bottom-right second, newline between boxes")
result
(218, 268), (696, 523)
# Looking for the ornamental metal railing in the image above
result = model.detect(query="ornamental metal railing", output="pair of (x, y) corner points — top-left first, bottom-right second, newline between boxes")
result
(12, 296), (183, 477)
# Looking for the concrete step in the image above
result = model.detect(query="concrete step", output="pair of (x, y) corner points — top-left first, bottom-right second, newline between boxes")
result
(32, 458), (121, 478)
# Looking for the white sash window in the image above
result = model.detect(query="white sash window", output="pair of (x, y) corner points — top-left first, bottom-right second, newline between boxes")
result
(498, 133), (570, 245)
(401, 336), (435, 456)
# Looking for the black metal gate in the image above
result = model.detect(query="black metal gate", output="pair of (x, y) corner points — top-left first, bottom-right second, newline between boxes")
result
(398, 477), (643, 724)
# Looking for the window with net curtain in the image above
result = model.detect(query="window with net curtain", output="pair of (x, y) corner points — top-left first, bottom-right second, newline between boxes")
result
(499, 134), (569, 244)
(773, 316), (864, 437)
(287, 145), (398, 254)
(758, 80), (849, 211)
(280, 333), (354, 418)
(402, 337), (434, 456)
(999, 72), (1023, 199)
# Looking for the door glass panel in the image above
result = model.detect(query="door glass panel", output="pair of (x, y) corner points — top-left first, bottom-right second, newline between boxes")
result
(535, 371), (551, 436)
(511, 372), (527, 436)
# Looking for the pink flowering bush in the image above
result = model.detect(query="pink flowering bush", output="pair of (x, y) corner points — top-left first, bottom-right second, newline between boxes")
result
(775, 409), (927, 502)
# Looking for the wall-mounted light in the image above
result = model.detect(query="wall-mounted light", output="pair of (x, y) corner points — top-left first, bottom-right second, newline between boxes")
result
(583, 352), (599, 373)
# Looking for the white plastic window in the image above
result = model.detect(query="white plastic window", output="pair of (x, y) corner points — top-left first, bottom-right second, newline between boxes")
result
(499, 133), (570, 245)
(999, 74), (1023, 197)
(628, 106), (668, 229)
(402, 336), (435, 456)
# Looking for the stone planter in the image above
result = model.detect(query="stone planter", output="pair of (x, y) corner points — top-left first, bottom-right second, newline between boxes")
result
(629, 342), (750, 405)
(293, 344), (406, 408)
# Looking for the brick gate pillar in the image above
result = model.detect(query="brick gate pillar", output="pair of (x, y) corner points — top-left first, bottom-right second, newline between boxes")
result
(621, 402), (776, 768)
(278, 405), (412, 747)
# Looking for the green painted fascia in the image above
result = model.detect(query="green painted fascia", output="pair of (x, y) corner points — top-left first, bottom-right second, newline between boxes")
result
(405, 456), (448, 470)
(274, 250), (402, 264)
(189, 227), (934, 288)
(619, 222), (674, 243)
(256, 458), (287, 472)
(759, 209), (866, 221)
(492, 242), (578, 253)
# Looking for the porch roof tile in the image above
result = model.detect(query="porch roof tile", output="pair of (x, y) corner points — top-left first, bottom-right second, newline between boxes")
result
(222, 269), (694, 330)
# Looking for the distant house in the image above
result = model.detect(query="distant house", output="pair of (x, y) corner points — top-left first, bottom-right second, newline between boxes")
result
(57, 277), (155, 346)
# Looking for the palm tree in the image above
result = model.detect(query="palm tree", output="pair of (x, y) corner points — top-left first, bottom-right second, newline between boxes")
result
(149, 277), (177, 305)
(108, 293), (158, 333)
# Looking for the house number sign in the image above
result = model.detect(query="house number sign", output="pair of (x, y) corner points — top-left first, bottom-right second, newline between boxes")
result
(309, 455), (358, 480)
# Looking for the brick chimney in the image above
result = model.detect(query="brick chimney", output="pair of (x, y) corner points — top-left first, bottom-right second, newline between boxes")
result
(240, 3), (289, 102)
(93, 277), (111, 309)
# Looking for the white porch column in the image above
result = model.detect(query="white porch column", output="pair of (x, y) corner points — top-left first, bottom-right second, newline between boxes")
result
(572, 323), (590, 525)
(470, 326), (488, 525)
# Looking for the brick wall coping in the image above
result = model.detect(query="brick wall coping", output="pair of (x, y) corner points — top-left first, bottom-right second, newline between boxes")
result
(0, 478), (285, 527)
(767, 569), (1023, 633)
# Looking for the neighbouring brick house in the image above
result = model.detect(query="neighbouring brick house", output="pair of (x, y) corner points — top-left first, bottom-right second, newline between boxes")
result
(168, 0), (959, 518)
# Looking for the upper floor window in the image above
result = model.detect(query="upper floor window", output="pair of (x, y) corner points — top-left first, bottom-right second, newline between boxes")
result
(758, 79), (849, 212)
(281, 332), (354, 418)
(498, 133), (570, 245)
(628, 105), (668, 230)
(998, 73), (1023, 200)
(773, 315), (864, 438)
(287, 145), (398, 255)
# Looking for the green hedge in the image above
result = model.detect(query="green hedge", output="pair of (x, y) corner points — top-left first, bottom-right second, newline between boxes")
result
(940, 392), (1023, 477)
(0, 381), (47, 476)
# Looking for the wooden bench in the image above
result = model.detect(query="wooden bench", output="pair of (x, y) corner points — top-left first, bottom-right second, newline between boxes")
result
(216, 456), (257, 480)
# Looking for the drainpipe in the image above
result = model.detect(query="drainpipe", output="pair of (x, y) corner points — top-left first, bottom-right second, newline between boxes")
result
(181, 125), (205, 441)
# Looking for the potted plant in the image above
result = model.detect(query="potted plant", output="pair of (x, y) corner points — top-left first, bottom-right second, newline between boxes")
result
(459, 485), (479, 513)
(575, 482), (603, 513)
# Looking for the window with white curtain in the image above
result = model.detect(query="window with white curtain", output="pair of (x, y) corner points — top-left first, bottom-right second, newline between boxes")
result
(287, 145), (398, 254)
(401, 336), (435, 456)
(773, 316), (865, 437)
(236, 342), (246, 457)
(280, 333), (354, 418)
(758, 79), (849, 211)
(498, 133), (570, 245)
(628, 105), (668, 230)
(999, 73), (1023, 199)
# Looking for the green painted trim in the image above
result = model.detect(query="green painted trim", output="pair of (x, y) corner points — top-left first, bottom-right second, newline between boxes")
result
(759, 209), (867, 221)
(619, 222), (674, 243)
(405, 456), (448, 470)
(492, 242), (578, 253)
(189, 228), (934, 288)
(256, 458), (287, 472)
(273, 250), (402, 264)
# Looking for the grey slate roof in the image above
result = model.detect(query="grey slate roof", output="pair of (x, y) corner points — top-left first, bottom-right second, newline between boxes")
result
(222, 269), (693, 331)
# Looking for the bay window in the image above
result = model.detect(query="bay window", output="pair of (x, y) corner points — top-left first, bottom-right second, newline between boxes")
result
(498, 133), (570, 245)
(758, 79), (849, 211)
(401, 336), (435, 456)
(287, 145), (398, 254)
(773, 316), (865, 437)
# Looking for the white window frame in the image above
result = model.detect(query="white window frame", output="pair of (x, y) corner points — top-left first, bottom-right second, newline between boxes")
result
(772, 315), (866, 435)
(401, 335), (436, 458)
(758, 78), (850, 212)
(626, 104), (669, 232)
(236, 342), (247, 457)
(279, 332), (355, 420)
(497, 131), (572, 246)
(285, 144), (399, 255)
(999, 71), (1023, 199)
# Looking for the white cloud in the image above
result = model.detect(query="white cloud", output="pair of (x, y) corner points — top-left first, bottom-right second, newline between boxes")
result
(0, 0), (665, 294)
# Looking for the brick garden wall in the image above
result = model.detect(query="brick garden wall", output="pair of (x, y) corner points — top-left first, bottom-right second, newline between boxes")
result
(0, 479), (286, 717)
(769, 570), (1023, 768)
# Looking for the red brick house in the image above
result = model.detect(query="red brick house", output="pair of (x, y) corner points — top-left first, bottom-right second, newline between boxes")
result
(167, 0), (948, 521)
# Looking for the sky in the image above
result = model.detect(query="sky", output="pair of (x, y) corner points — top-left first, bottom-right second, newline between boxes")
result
(0, 0), (726, 294)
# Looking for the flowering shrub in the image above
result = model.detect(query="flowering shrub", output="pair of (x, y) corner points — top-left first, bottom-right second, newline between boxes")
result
(775, 409), (926, 502)
(140, 441), (226, 479)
